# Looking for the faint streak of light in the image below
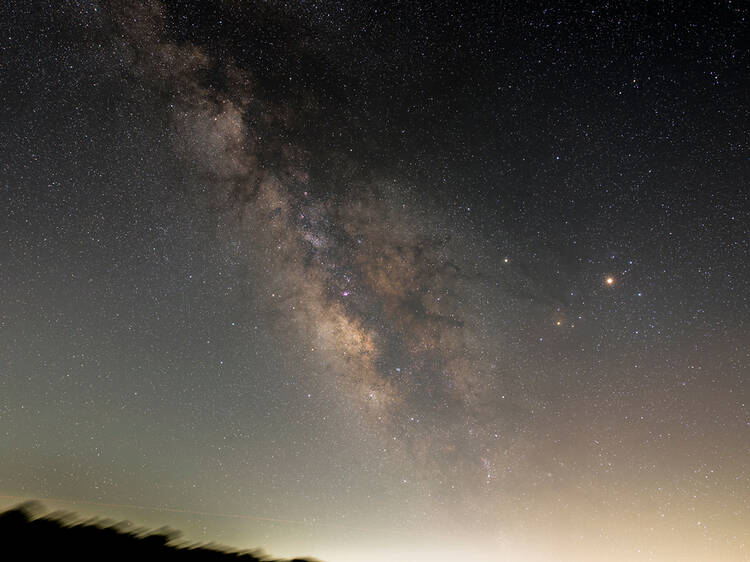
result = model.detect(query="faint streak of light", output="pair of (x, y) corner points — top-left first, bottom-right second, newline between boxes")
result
(0, 494), (410, 536)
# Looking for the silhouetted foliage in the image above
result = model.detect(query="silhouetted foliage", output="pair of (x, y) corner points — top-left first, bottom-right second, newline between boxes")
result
(0, 503), (319, 562)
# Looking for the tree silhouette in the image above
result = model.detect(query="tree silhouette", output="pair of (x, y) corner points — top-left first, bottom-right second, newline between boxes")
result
(0, 503), (319, 562)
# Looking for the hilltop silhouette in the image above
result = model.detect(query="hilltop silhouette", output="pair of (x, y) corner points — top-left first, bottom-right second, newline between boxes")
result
(0, 503), (318, 562)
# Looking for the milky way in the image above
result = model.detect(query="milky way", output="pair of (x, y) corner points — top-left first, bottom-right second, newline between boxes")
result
(111, 1), (542, 501)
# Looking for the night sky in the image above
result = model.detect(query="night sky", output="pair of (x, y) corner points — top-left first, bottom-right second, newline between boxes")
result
(2, 2), (749, 561)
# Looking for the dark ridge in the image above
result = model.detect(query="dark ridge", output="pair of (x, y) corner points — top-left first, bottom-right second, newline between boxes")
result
(0, 502), (319, 562)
